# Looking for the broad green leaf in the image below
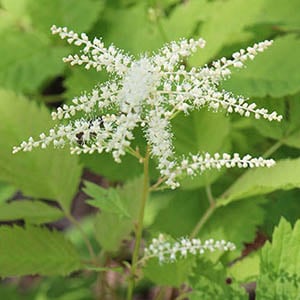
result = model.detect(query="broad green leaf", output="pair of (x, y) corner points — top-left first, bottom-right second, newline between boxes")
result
(0, 200), (64, 224)
(189, 260), (248, 300)
(173, 110), (230, 189)
(251, 95), (300, 149)
(80, 152), (143, 182)
(144, 254), (196, 287)
(64, 68), (107, 100)
(84, 181), (130, 218)
(257, 0), (300, 31)
(0, 226), (81, 276)
(150, 189), (205, 237)
(256, 218), (300, 299)
(228, 253), (260, 282)
(0, 30), (69, 93)
(27, 0), (104, 33)
(189, 0), (266, 66)
(222, 34), (300, 97)
(202, 197), (265, 251)
(0, 182), (15, 205)
(0, 0), (29, 32)
(162, 0), (209, 41)
(0, 90), (82, 211)
(99, 3), (163, 55)
(93, 177), (143, 251)
(262, 190), (300, 236)
(218, 158), (300, 206)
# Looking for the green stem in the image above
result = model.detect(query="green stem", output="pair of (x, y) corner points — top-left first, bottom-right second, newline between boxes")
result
(262, 140), (283, 158)
(190, 202), (216, 239)
(126, 146), (150, 300)
(65, 212), (97, 263)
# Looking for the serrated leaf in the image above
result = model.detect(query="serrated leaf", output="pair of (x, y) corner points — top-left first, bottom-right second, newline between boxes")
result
(84, 181), (130, 218)
(222, 34), (300, 97)
(202, 197), (265, 251)
(228, 253), (260, 282)
(93, 177), (143, 251)
(172, 110), (230, 189)
(0, 30), (69, 93)
(256, 218), (300, 299)
(0, 90), (82, 211)
(0, 226), (81, 276)
(189, 260), (248, 300)
(0, 200), (64, 224)
(189, 0), (265, 66)
(27, 0), (104, 33)
(218, 158), (300, 206)
(143, 253), (196, 287)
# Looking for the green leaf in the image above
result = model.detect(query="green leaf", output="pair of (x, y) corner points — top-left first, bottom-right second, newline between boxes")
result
(64, 68), (108, 100)
(228, 252), (260, 282)
(143, 250), (196, 287)
(251, 95), (300, 149)
(150, 189), (205, 237)
(0, 226), (81, 276)
(0, 90), (82, 211)
(93, 177), (143, 251)
(222, 34), (300, 98)
(99, 3), (163, 55)
(256, 218), (300, 299)
(162, 0), (209, 41)
(189, 0), (265, 66)
(262, 190), (300, 237)
(189, 260), (248, 300)
(257, 0), (300, 31)
(218, 158), (300, 206)
(0, 200), (64, 224)
(27, 0), (104, 33)
(202, 197), (265, 251)
(0, 182), (16, 205)
(84, 181), (130, 218)
(172, 110), (230, 189)
(0, 30), (69, 93)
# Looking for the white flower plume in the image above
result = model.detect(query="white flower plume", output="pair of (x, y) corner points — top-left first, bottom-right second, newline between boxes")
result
(144, 234), (236, 264)
(13, 25), (282, 188)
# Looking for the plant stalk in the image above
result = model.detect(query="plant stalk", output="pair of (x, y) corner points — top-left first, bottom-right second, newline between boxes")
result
(126, 146), (150, 300)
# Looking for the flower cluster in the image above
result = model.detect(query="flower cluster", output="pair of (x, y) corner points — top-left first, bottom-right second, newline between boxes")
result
(13, 25), (282, 188)
(144, 234), (236, 263)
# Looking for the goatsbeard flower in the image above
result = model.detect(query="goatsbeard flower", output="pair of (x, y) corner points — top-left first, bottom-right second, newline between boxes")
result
(13, 25), (282, 189)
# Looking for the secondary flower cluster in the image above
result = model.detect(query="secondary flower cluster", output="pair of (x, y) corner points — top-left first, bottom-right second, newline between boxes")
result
(144, 234), (236, 263)
(13, 25), (282, 188)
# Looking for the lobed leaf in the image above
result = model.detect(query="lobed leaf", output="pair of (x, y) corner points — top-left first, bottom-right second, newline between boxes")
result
(0, 226), (82, 277)
(0, 200), (64, 224)
(0, 90), (82, 211)
(217, 158), (300, 206)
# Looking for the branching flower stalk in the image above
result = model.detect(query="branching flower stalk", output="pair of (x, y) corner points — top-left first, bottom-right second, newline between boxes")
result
(13, 25), (282, 299)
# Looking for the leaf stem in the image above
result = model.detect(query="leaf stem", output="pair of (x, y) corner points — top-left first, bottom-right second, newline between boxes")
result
(64, 211), (97, 263)
(126, 146), (150, 300)
(190, 201), (216, 239)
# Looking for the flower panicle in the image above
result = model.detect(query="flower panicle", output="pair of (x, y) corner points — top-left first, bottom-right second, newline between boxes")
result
(51, 25), (132, 75)
(144, 234), (236, 264)
(13, 25), (282, 189)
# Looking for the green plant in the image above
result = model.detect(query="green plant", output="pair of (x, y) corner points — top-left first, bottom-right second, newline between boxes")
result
(1, 1), (300, 299)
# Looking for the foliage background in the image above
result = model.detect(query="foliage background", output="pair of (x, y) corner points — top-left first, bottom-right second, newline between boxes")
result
(0, 0), (300, 299)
